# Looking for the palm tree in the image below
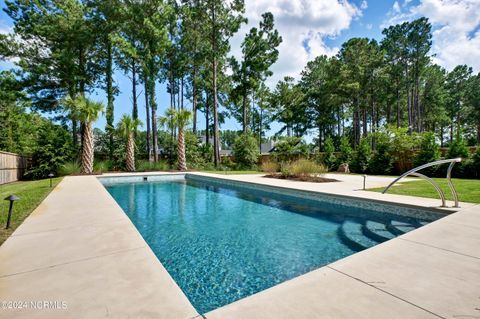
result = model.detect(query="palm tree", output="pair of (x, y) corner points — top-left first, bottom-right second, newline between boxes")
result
(117, 115), (143, 172)
(65, 96), (104, 174)
(159, 108), (192, 171)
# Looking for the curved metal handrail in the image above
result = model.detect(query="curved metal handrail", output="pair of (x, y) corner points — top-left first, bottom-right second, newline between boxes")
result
(382, 158), (461, 208)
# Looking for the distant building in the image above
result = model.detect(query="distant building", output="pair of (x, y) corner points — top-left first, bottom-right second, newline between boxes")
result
(260, 140), (277, 154)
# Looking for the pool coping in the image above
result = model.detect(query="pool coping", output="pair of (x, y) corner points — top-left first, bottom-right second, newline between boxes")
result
(1, 172), (479, 318)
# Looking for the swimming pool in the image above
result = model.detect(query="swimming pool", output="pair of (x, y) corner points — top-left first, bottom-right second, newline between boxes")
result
(101, 174), (445, 314)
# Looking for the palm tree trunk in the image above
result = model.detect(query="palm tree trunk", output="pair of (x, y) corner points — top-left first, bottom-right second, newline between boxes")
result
(81, 122), (94, 174)
(126, 132), (135, 172)
(177, 128), (187, 171)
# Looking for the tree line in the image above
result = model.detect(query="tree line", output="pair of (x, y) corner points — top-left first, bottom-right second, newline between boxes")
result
(1, 1), (479, 174)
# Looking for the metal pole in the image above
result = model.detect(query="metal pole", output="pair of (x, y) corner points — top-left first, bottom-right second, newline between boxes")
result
(6, 201), (13, 229)
(363, 175), (366, 190)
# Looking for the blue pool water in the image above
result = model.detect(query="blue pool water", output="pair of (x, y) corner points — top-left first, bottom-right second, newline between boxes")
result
(103, 176), (444, 314)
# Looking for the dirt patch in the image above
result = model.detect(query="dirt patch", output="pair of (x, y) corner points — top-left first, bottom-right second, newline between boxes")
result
(264, 174), (339, 183)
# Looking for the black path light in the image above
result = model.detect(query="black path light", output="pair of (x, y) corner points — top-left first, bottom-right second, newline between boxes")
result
(4, 195), (19, 229)
(48, 173), (54, 187)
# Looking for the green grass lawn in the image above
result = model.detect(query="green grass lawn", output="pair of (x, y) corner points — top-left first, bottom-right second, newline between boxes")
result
(368, 178), (480, 204)
(0, 177), (62, 245)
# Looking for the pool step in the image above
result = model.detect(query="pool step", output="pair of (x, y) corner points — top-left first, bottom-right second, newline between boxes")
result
(362, 221), (396, 243)
(386, 221), (417, 236)
(338, 220), (379, 252)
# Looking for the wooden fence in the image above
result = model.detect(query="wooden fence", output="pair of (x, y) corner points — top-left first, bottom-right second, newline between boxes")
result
(0, 151), (29, 185)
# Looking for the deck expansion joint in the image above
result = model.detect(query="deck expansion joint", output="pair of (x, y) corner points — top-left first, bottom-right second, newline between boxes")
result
(326, 266), (447, 319)
(0, 246), (146, 279)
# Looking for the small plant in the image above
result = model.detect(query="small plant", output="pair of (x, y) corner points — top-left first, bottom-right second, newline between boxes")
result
(338, 136), (353, 165)
(57, 161), (81, 176)
(414, 132), (440, 175)
(136, 160), (171, 172)
(232, 133), (260, 169)
(93, 160), (112, 173)
(447, 138), (469, 159)
(323, 136), (337, 170)
(261, 160), (280, 174)
(288, 159), (327, 178)
(350, 137), (372, 173)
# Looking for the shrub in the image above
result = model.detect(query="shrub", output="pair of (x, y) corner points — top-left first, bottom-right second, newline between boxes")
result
(447, 138), (469, 159)
(350, 137), (371, 173)
(414, 132), (440, 175)
(323, 136), (337, 170)
(389, 126), (421, 172)
(288, 159), (327, 178)
(25, 122), (74, 179)
(465, 147), (480, 178)
(136, 160), (171, 172)
(368, 134), (393, 175)
(57, 161), (81, 176)
(93, 160), (112, 173)
(338, 136), (353, 165)
(262, 160), (280, 174)
(272, 137), (308, 162)
(232, 133), (260, 168)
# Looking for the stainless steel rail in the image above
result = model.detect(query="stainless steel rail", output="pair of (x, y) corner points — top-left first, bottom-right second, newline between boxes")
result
(382, 158), (462, 208)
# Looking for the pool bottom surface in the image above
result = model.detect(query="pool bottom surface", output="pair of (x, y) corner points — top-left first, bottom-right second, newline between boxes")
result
(104, 177), (442, 314)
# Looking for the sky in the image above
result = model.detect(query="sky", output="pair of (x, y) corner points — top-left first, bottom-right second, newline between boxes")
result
(1, 0), (480, 138)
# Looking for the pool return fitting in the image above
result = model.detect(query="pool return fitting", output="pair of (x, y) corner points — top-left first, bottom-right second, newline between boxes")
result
(382, 158), (462, 208)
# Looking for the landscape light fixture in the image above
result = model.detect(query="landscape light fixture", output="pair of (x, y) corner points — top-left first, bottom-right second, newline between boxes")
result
(363, 175), (367, 190)
(48, 173), (54, 187)
(4, 195), (19, 229)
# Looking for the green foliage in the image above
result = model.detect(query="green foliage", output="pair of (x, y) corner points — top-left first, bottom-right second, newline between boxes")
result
(389, 127), (421, 172)
(136, 160), (171, 172)
(261, 160), (280, 174)
(350, 137), (371, 173)
(368, 133), (393, 175)
(232, 133), (260, 168)
(57, 161), (81, 176)
(26, 122), (74, 179)
(272, 137), (307, 162)
(93, 160), (112, 173)
(447, 138), (469, 159)
(280, 159), (327, 179)
(338, 136), (353, 165)
(414, 132), (440, 175)
(322, 136), (337, 170)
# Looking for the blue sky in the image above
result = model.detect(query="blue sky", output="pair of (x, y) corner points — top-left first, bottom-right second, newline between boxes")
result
(1, 0), (479, 138)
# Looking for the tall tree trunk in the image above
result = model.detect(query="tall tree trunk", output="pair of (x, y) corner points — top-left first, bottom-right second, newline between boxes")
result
(211, 5), (220, 167)
(213, 58), (220, 166)
(126, 132), (135, 172)
(132, 60), (138, 120)
(149, 75), (158, 162)
(242, 88), (248, 134)
(205, 91), (210, 146)
(477, 122), (480, 145)
(144, 75), (152, 161)
(396, 84), (401, 128)
(106, 38), (114, 160)
(81, 122), (94, 174)
(177, 127), (187, 171)
(181, 76), (184, 109)
(192, 67), (197, 133)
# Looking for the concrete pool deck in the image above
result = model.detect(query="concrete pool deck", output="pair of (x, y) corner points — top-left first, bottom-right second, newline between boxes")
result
(0, 172), (479, 318)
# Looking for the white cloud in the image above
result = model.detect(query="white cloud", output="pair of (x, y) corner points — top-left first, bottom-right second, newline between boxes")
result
(229, 0), (363, 87)
(361, 1), (368, 10)
(384, 0), (480, 73)
(393, 1), (401, 13)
